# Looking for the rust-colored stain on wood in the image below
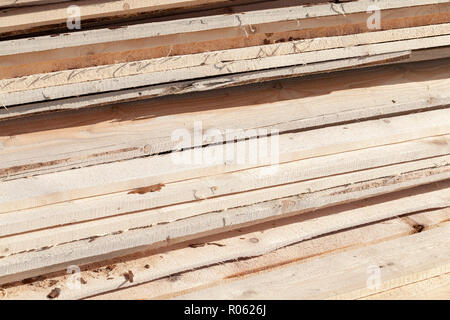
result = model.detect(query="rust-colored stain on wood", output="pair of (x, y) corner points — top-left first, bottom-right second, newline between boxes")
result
(128, 183), (165, 194)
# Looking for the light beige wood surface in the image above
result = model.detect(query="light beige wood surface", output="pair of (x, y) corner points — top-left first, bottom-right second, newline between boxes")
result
(91, 206), (450, 300)
(2, 135), (447, 237)
(0, 0), (448, 300)
(1, 59), (449, 182)
(173, 223), (450, 299)
(1, 187), (448, 299)
(1, 0), (447, 56)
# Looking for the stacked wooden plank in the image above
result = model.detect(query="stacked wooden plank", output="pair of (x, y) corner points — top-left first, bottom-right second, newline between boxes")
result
(0, 0), (449, 299)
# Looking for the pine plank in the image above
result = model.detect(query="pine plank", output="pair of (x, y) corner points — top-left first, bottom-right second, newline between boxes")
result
(1, 135), (448, 237)
(361, 273), (450, 299)
(2, 189), (448, 299)
(1, 0), (446, 56)
(4, 24), (450, 94)
(0, 163), (448, 285)
(174, 223), (450, 299)
(3, 35), (450, 105)
(91, 206), (450, 300)
(1, 108), (449, 211)
(2, 2), (449, 79)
